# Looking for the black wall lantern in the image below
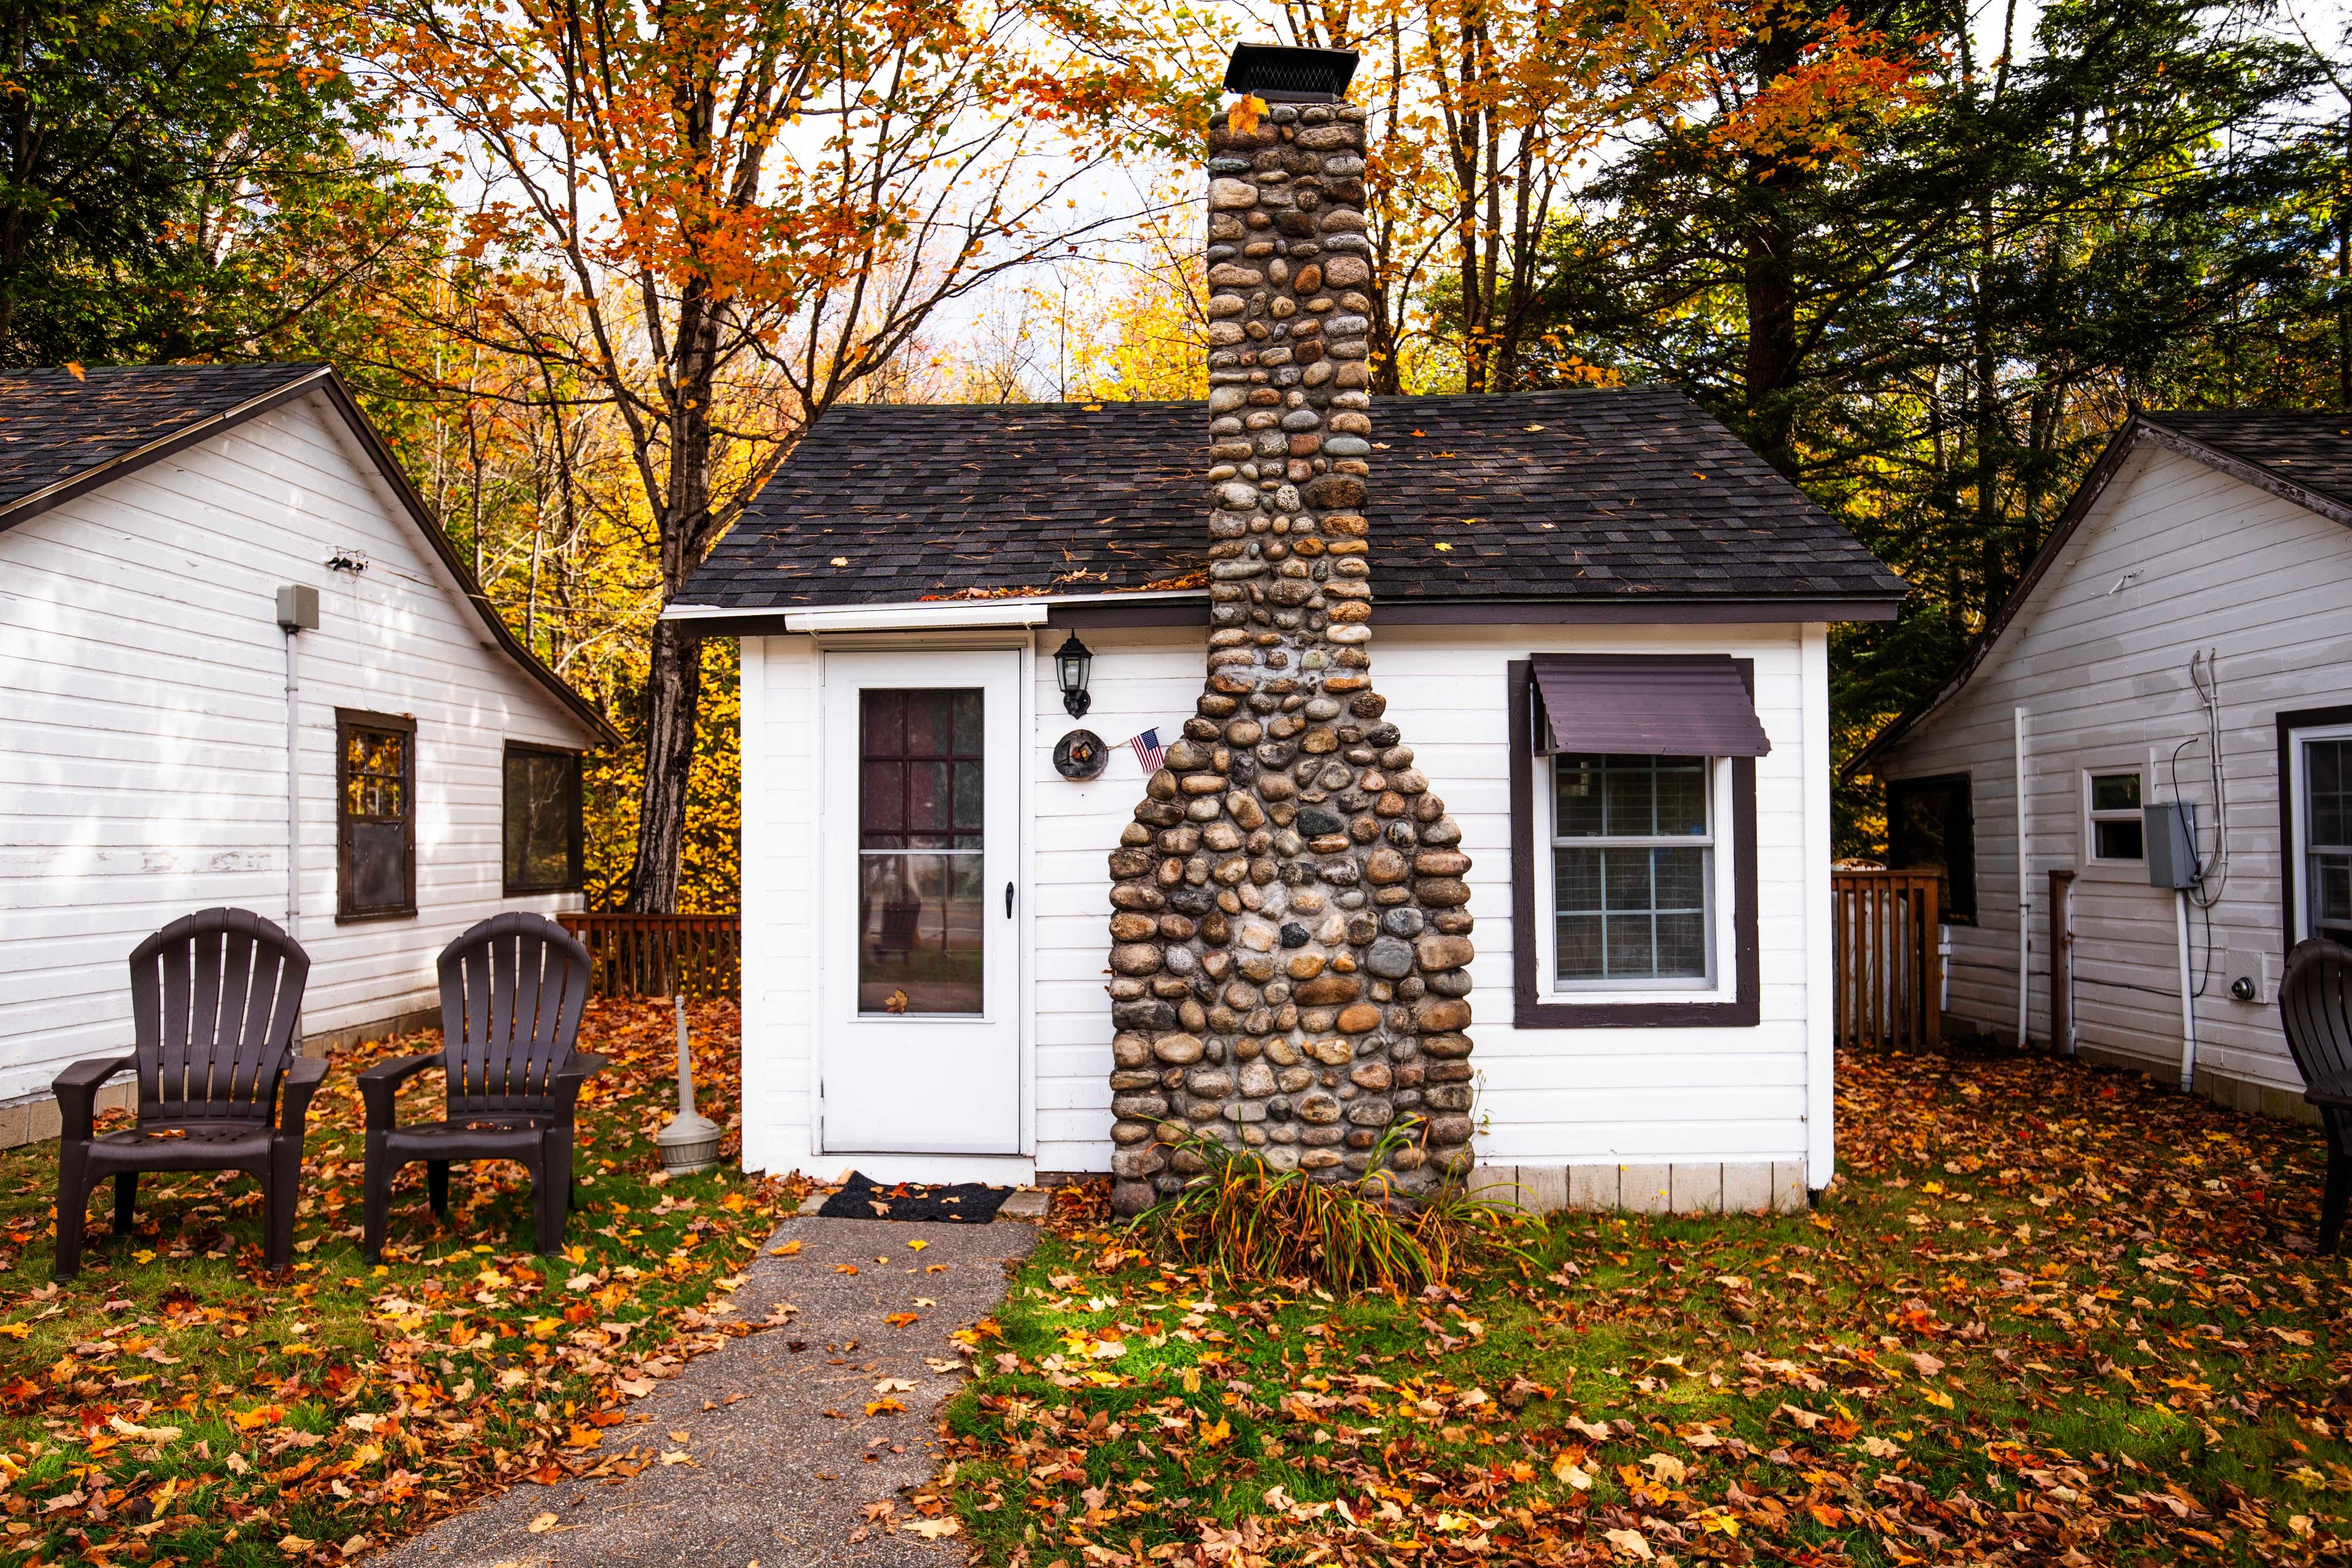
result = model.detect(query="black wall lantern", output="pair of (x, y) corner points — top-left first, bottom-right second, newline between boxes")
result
(1055, 631), (1094, 718)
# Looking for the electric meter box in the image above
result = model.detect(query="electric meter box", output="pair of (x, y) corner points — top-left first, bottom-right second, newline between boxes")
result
(2144, 801), (2198, 889)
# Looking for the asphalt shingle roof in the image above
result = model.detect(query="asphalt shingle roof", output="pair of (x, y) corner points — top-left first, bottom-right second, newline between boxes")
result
(2144, 409), (2352, 512)
(679, 388), (1904, 611)
(0, 363), (325, 518)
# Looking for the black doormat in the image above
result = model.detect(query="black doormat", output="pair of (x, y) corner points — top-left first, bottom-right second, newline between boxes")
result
(816, 1170), (1011, 1224)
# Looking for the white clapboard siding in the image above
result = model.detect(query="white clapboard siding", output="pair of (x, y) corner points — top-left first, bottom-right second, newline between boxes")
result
(0, 391), (600, 1099)
(737, 619), (1830, 1184)
(1874, 443), (2352, 1095)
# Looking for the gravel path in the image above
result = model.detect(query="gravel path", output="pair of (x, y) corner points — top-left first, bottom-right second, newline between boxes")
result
(375, 1214), (1038, 1568)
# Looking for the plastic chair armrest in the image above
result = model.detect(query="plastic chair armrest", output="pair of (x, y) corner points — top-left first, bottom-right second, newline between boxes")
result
(51, 1055), (134, 1142)
(278, 1055), (331, 1140)
(357, 1052), (442, 1131)
(551, 1054), (609, 1123)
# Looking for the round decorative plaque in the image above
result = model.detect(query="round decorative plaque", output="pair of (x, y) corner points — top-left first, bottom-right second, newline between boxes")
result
(1054, 729), (1109, 780)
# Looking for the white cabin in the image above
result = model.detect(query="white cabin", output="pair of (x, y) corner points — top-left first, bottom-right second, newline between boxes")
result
(672, 391), (1906, 1207)
(0, 366), (613, 1140)
(1853, 411), (2352, 1120)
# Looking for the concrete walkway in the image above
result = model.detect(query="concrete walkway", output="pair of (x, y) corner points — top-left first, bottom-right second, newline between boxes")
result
(375, 1213), (1039, 1568)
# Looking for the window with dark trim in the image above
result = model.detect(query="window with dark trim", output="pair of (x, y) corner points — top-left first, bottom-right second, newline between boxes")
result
(1508, 659), (1760, 1029)
(503, 744), (584, 895)
(1886, 774), (1976, 924)
(337, 710), (416, 921)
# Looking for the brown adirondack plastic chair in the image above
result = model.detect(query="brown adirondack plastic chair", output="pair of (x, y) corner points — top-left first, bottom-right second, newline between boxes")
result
(53, 908), (323, 1280)
(360, 913), (605, 1259)
(2282, 938), (2352, 1252)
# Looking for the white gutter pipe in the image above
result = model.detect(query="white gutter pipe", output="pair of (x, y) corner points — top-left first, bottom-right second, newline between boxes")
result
(275, 586), (318, 937)
(2015, 706), (2030, 1050)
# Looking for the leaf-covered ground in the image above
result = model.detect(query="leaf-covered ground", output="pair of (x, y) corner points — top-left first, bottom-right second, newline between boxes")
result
(0, 999), (801, 1567)
(943, 1047), (2352, 1566)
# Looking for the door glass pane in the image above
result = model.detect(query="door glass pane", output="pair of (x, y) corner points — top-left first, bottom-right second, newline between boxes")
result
(859, 689), (985, 1014)
(858, 854), (984, 1014)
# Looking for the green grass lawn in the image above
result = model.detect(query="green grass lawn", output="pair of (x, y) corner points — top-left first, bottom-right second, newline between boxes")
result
(0, 998), (795, 1568)
(942, 1047), (2352, 1565)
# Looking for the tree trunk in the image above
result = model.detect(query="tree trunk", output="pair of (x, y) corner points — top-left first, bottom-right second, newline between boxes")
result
(628, 617), (701, 913)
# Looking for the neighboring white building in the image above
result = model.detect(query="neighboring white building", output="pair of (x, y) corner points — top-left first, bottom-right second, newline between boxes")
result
(1852, 410), (2352, 1122)
(668, 390), (1906, 1208)
(0, 364), (614, 1141)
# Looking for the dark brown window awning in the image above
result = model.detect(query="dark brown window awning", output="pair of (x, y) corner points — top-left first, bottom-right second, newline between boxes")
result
(1530, 654), (1771, 758)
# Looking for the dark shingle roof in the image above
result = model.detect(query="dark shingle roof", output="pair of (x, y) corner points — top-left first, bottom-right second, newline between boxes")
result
(0, 363), (326, 520)
(680, 388), (1904, 611)
(0, 361), (619, 743)
(2144, 409), (2352, 513)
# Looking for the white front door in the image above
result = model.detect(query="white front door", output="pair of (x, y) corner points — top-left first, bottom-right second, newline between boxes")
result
(818, 649), (1022, 1155)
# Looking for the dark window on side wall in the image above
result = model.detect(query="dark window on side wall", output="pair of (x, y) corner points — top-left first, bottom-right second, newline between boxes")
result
(337, 710), (417, 921)
(1887, 774), (1975, 924)
(503, 745), (584, 894)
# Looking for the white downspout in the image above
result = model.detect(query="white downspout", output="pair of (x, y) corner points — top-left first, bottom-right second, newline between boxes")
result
(285, 626), (301, 935)
(276, 585), (317, 940)
(2015, 706), (2030, 1050)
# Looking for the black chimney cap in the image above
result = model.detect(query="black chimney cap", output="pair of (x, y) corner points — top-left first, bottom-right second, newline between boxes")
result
(1223, 43), (1359, 104)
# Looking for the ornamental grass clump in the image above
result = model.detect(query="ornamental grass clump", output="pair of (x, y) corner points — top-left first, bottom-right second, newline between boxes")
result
(1133, 1123), (1522, 1293)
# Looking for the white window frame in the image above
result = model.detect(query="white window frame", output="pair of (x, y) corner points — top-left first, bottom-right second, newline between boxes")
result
(2290, 721), (2352, 946)
(2081, 764), (2147, 872)
(1534, 753), (1738, 1003)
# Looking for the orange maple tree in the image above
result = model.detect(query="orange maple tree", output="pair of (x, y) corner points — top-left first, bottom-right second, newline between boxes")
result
(307, 0), (1198, 909)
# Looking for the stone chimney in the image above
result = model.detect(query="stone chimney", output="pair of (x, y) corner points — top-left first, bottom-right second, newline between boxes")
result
(1102, 50), (1476, 1218)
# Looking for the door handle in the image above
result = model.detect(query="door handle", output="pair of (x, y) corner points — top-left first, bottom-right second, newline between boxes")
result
(1005, 881), (1015, 918)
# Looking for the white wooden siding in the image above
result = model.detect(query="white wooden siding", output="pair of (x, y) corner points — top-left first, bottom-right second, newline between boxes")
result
(737, 620), (1831, 1183)
(0, 391), (598, 1099)
(1875, 443), (2352, 1094)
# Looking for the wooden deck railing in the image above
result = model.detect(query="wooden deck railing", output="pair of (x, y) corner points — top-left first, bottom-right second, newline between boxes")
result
(556, 913), (741, 999)
(1831, 870), (1943, 1050)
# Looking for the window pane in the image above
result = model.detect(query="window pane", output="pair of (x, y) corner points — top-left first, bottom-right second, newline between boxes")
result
(2091, 772), (2141, 813)
(1605, 914), (1654, 976)
(350, 822), (406, 910)
(910, 691), (957, 755)
(2094, 818), (2144, 861)
(2310, 740), (2352, 846)
(504, 750), (578, 889)
(1555, 848), (1602, 913)
(1556, 913), (1604, 979)
(1555, 758), (1604, 838)
(952, 690), (984, 754)
(1655, 763), (1708, 836)
(1604, 762), (1653, 835)
(1655, 913), (1708, 977)
(863, 690), (905, 756)
(907, 760), (950, 836)
(2316, 851), (2352, 941)
(1603, 848), (1651, 911)
(859, 853), (984, 1014)
(1653, 846), (1707, 911)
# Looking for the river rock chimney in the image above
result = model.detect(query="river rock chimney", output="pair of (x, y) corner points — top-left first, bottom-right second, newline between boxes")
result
(1103, 46), (1476, 1218)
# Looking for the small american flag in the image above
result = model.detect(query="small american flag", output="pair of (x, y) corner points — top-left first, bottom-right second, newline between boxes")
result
(1128, 727), (1166, 774)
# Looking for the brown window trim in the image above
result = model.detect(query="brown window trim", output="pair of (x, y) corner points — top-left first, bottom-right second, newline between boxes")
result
(336, 707), (418, 924)
(2278, 703), (2352, 956)
(1507, 658), (1761, 1029)
(502, 741), (586, 896)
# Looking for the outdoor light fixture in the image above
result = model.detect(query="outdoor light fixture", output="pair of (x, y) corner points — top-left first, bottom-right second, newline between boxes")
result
(1055, 632), (1094, 718)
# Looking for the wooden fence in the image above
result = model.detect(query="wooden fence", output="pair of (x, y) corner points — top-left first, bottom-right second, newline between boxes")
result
(1832, 870), (1943, 1050)
(556, 913), (741, 999)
